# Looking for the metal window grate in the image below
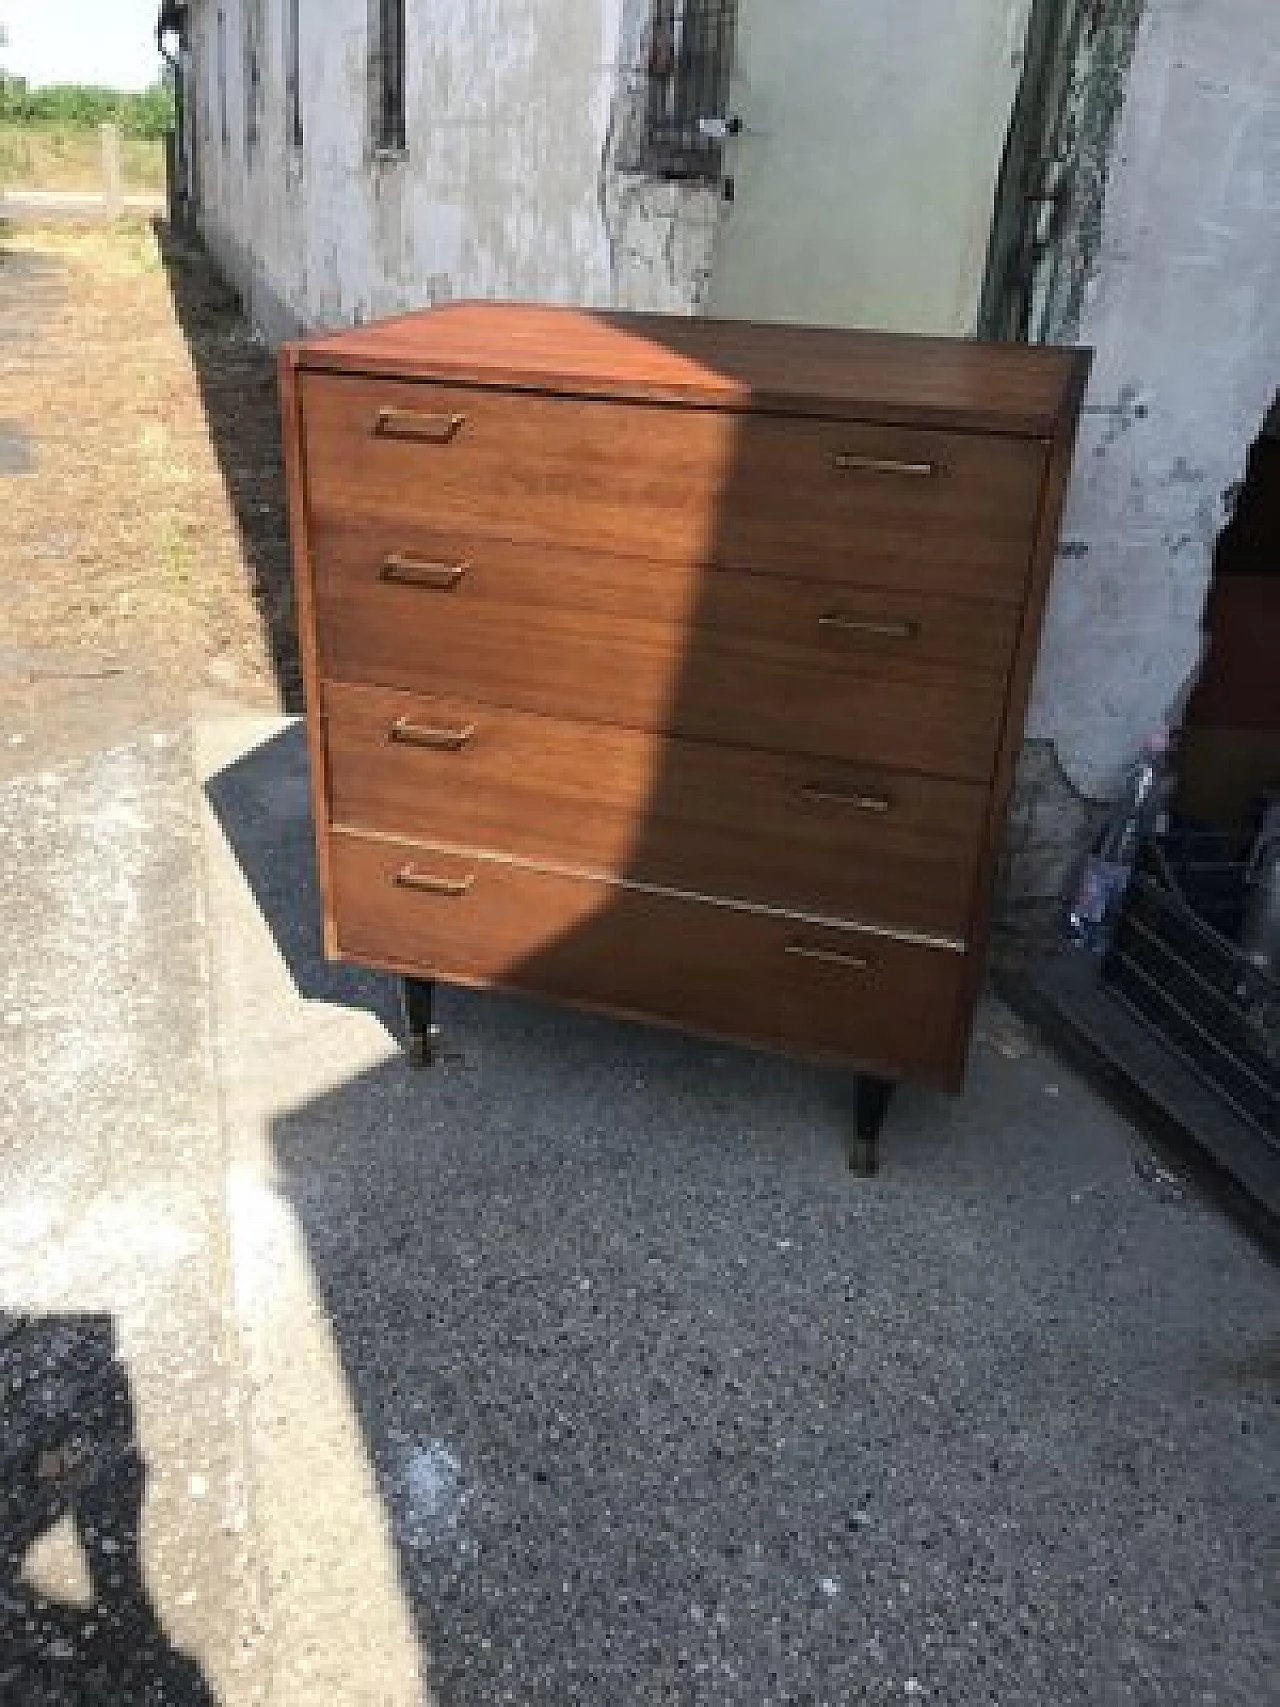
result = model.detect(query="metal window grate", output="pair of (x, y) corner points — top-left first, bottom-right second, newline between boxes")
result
(244, 0), (263, 154)
(285, 0), (303, 150)
(637, 0), (738, 180)
(376, 0), (406, 152)
(216, 5), (229, 150)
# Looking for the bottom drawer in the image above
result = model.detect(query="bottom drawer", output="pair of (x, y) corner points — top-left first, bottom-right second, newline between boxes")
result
(328, 830), (971, 1086)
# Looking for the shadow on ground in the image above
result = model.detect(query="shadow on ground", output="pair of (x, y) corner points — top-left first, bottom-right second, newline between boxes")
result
(203, 717), (397, 1028)
(264, 998), (1280, 1706)
(204, 719), (1280, 1706)
(0, 1313), (216, 1706)
(152, 221), (302, 710)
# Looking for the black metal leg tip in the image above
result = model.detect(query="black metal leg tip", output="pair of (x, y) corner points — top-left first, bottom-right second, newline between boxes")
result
(847, 1136), (879, 1176)
(405, 1028), (441, 1069)
(400, 976), (440, 1068)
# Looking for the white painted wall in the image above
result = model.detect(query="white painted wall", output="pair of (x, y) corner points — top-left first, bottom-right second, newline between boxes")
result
(184, 0), (1034, 340)
(186, 0), (722, 337)
(1027, 0), (1280, 797)
(710, 0), (1034, 333)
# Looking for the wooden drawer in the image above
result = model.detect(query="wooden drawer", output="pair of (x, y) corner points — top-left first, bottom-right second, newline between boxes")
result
(323, 681), (988, 938)
(327, 829), (970, 1086)
(312, 517), (1022, 673)
(300, 373), (1047, 600)
(312, 538), (1015, 783)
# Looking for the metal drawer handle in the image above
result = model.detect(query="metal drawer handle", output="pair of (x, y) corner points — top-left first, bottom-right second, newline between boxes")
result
(785, 942), (872, 972)
(374, 407), (466, 444)
(389, 717), (476, 751)
(393, 865), (475, 897)
(831, 452), (937, 478)
(801, 783), (893, 814)
(818, 614), (919, 641)
(380, 554), (470, 590)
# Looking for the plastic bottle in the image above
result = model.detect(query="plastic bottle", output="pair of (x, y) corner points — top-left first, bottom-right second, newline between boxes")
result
(1064, 732), (1171, 954)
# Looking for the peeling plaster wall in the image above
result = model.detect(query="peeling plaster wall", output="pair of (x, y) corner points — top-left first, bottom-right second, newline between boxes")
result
(185, 1), (1042, 340)
(185, 0), (720, 337)
(1009, 0), (1280, 901)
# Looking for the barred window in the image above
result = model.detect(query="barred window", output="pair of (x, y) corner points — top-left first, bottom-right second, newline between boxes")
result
(285, 0), (302, 151)
(373, 0), (406, 153)
(244, 0), (263, 155)
(635, 1), (738, 181)
(216, 5), (228, 151)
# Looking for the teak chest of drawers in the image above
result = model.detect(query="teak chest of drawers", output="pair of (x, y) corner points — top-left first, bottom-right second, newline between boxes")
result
(280, 305), (1089, 1171)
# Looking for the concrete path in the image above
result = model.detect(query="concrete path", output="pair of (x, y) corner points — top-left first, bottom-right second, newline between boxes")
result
(1, 693), (1277, 1703)
(4, 212), (1276, 1706)
(195, 707), (1279, 1707)
(0, 726), (263, 1706)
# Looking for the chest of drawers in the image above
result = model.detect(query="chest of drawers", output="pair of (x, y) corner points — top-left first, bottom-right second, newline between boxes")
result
(280, 306), (1088, 1170)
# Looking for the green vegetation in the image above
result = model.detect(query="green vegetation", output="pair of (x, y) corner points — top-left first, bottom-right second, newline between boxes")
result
(0, 72), (172, 192)
(0, 124), (166, 192)
(0, 78), (174, 140)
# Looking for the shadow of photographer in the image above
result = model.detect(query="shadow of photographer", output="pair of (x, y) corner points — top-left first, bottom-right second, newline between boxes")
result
(1, 1310), (215, 1705)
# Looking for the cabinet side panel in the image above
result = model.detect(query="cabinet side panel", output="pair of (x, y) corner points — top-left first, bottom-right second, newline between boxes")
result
(954, 356), (1093, 1071)
(278, 346), (339, 959)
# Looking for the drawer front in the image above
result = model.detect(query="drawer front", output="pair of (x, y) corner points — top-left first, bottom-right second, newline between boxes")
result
(328, 829), (970, 1085)
(313, 538), (1016, 783)
(300, 374), (1047, 600)
(323, 681), (988, 938)
(312, 518), (1022, 674)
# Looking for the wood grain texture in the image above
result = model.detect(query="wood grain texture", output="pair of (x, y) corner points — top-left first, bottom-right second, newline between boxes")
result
(310, 517), (1025, 666)
(954, 351), (1092, 1050)
(279, 305), (1091, 1103)
(329, 828), (971, 1087)
(323, 681), (989, 937)
(288, 302), (1086, 437)
(277, 347), (338, 957)
(315, 569), (1010, 783)
(300, 374), (1047, 598)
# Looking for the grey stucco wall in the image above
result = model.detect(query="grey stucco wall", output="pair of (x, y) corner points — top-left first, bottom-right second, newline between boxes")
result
(708, 0), (1034, 332)
(1006, 0), (1280, 904)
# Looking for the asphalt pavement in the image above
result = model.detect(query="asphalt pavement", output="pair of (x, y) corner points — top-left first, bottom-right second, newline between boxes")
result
(1, 692), (1277, 1705)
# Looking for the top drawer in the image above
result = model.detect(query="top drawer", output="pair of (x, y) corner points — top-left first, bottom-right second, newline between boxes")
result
(299, 374), (1048, 603)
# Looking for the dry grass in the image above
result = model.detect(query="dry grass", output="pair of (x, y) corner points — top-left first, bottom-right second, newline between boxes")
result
(0, 220), (291, 705)
(0, 124), (166, 193)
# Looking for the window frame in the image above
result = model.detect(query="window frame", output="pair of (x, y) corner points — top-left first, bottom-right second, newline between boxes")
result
(634, 0), (738, 183)
(216, 4), (229, 151)
(372, 0), (407, 156)
(244, 0), (263, 157)
(284, 0), (303, 151)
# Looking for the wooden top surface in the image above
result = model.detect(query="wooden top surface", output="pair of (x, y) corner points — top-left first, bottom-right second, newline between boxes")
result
(287, 303), (1090, 437)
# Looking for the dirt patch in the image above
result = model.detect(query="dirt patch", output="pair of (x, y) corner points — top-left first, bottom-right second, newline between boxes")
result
(0, 218), (296, 720)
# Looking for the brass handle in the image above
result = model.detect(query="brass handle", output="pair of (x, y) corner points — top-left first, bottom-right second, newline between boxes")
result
(818, 614), (919, 641)
(389, 717), (476, 751)
(831, 452), (937, 478)
(801, 783), (893, 814)
(380, 554), (470, 590)
(785, 942), (871, 971)
(393, 865), (475, 897)
(375, 407), (466, 444)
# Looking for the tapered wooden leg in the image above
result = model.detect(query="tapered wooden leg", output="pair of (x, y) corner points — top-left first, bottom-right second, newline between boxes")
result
(400, 976), (440, 1067)
(848, 1075), (895, 1175)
